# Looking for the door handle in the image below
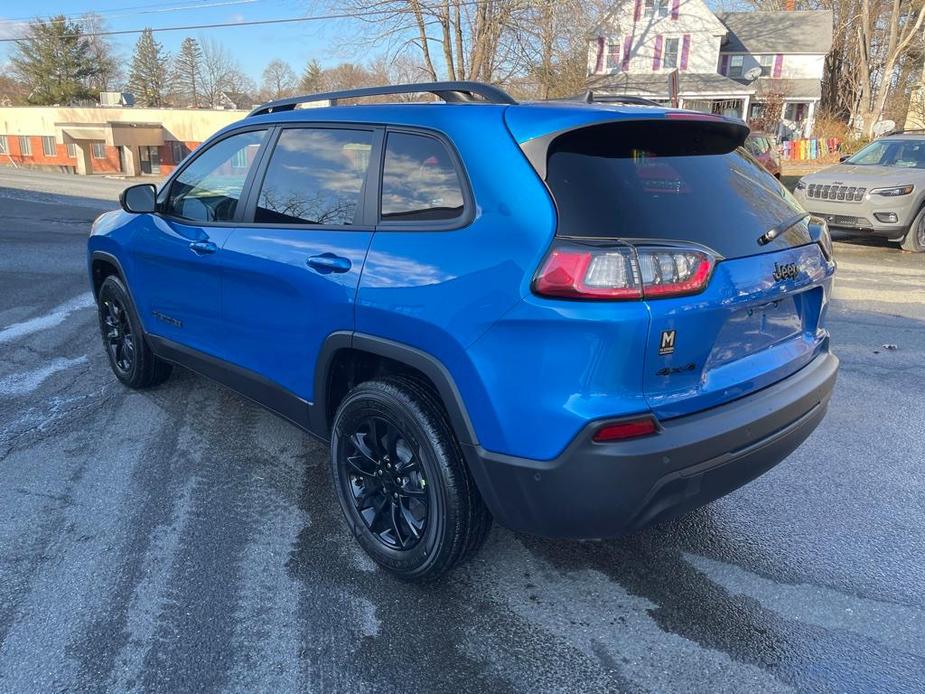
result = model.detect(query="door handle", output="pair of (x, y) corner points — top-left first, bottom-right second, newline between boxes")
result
(189, 240), (218, 255)
(307, 253), (352, 274)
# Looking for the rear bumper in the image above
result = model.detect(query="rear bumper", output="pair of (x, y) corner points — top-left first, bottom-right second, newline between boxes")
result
(464, 351), (838, 539)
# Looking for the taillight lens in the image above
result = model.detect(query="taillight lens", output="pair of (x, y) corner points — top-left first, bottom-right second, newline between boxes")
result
(533, 242), (714, 300)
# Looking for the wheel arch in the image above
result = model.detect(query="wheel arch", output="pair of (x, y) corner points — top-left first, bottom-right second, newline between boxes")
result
(90, 250), (128, 299)
(314, 332), (479, 448)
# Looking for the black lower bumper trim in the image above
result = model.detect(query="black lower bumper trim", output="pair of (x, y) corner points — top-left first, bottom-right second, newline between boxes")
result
(463, 352), (838, 539)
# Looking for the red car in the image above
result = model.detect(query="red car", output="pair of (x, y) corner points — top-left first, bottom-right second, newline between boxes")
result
(745, 132), (782, 178)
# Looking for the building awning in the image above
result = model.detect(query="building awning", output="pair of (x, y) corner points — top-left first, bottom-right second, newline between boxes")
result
(55, 121), (164, 146)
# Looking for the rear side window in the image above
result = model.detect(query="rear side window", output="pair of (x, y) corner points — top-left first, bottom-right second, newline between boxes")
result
(380, 132), (464, 222)
(255, 128), (374, 226)
(166, 129), (266, 222)
(546, 121), (808, 259)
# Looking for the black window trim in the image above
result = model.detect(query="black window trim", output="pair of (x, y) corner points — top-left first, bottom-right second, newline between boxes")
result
(375, 125), (474, 232)
(239, 122), (384, 231)
(156, 124), (273, 227)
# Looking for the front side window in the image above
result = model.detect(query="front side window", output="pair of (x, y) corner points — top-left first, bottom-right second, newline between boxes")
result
(166, 129), (266, 223)
(254, 128), (373, 226)
(663, 38), (680, 69)
(380, 132), (465, 222)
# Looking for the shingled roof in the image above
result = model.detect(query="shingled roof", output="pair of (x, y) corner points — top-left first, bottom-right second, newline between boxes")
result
(717, 10), (833, 54)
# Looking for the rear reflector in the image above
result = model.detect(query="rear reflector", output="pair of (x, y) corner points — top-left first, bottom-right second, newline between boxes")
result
(593, 417), (659, 442)
(533, 242), (714, 300)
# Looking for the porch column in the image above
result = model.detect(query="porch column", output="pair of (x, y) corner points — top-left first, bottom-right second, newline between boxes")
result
(741, 94), (751, 121)
(121, 145), (140, 176)
(73, 142), (93, 175)
(805, 100), (816, 138)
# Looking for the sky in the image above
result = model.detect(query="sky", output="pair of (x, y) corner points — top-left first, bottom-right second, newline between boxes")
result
(0, 0), (371, 84)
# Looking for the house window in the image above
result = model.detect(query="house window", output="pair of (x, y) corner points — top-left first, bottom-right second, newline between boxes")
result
(0, 136), (7, 154)
(728, 55), (744, 78)
(42, 136), (56, 157)
(758, 54), (774, 77)
(67, 143), (77, 158)
(92, 142), (106, 159)
(663, 38), (680, 69)
(606, 40), (622, 70)
(19, 136), (32, 156)
(170, 140), (189, 164)
(644, 0), (670, 18)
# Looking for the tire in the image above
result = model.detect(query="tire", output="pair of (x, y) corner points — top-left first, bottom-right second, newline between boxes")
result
(96, 275), (172, 389)
(901, 207), (925, 252)
(330, 376), (492, 581)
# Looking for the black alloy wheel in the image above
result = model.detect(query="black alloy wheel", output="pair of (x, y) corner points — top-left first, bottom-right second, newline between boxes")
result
(96, 274), (172, 389)
(101, 297), (135, 374)
(340, 415), (429, 551)
(330, 377), (492, 581)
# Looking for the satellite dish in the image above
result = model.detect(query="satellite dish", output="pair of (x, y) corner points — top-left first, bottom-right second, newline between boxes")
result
(744, 66), (762, 81)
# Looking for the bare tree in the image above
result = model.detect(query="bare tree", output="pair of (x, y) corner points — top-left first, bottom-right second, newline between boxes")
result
(200, 38), (233, 107)
(260, 58), (298, 100)
(80, 13), (121, 94)
(856, 0), (925, 135)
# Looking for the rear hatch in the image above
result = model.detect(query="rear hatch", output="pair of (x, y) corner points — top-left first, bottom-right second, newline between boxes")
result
(519, 110), (834, 419)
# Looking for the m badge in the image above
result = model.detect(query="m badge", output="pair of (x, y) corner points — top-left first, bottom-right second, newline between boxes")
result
(659, 330), (676, 356)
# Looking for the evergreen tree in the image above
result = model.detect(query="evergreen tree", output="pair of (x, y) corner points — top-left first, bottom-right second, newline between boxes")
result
(172, 37), (204, 107)
(10, 16), (98, 105)
(128, 28), (170, 107)
(300, 59), (324, 93)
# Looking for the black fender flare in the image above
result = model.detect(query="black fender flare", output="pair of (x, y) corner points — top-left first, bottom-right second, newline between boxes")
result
(312, 331), (480, 448)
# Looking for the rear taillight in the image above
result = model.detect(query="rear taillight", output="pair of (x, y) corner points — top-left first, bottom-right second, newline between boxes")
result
(533, 242), (714, 300)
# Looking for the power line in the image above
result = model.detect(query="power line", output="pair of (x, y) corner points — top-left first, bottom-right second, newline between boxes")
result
(0, 0), (265, 25)
(0, 2), (487, 43)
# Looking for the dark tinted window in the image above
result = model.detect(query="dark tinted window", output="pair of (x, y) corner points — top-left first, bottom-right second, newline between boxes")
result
(546, 121), (808, 259)
(166, 130), (266, 222)
(381, 132), (464, 222)
(254, 128), (373, 226)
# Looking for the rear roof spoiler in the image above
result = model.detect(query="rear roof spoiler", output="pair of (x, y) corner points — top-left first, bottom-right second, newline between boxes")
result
(518, 114), (750, 180)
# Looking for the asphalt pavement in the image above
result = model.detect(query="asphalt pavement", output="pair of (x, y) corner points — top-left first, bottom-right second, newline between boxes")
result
(0, 168), (923, 693)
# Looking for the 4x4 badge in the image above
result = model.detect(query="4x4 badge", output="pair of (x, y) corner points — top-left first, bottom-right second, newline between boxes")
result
(659, 330), (676, 356)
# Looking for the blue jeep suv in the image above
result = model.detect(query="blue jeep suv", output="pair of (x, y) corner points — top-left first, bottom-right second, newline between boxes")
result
(88, 81), (838, 580)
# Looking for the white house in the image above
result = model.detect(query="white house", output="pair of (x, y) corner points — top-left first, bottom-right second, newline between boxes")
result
(587, 1), (833, 137)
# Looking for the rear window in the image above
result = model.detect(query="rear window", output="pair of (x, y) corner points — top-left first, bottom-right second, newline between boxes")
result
(380, 132), (464, 222)
(546, 121), (809, 258)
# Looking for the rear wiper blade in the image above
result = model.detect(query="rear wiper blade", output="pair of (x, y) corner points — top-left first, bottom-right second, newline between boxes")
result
(757, 212), (810, 246)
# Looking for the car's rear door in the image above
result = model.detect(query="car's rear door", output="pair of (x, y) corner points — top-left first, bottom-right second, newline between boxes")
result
(219, 124), (381, 402)
(131, 127), (268, 353)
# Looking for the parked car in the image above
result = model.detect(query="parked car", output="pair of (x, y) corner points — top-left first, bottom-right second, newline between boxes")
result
(793, 132), (925, 252)
(88, 82), (838, 580)
(745, 131), (781, 178)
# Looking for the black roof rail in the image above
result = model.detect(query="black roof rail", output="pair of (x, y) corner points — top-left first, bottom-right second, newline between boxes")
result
(247, 80), (517, 117)
(578, 91), (662, 107)
(882, 128), (925, 137)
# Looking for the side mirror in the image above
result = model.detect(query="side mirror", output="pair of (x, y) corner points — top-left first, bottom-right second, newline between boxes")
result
(120, 183), (157, 214)
(839, 155), (849, 163)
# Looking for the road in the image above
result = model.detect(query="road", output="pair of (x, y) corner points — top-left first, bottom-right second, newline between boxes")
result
(0, 168), (923, 693)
